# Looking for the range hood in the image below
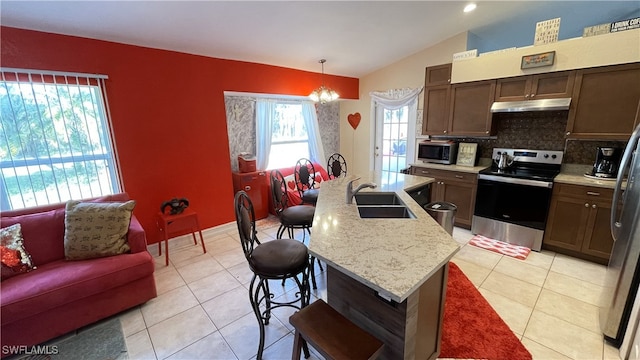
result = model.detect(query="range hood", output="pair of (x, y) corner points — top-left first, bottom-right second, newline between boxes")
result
(490, 98), (571, 113)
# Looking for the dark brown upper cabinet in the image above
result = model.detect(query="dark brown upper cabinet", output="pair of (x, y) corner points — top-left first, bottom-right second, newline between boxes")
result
(448, 80), (497, 136)
(566, 62), (640, 140)
(423, 64), (452, 135)
(495, 71), (575, 102)
(423, 63), (496, 137)
(423, 85), (450, 135)
(424, 63), (452, 86)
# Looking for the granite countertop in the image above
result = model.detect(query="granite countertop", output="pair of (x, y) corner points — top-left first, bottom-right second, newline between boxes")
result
(308, 171), (460, 303)
(409, 158), (491, 174)
(555, 164), (625, 189)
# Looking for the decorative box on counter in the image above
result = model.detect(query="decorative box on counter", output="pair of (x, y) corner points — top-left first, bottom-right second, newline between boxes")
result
(238, 154), (256, 173)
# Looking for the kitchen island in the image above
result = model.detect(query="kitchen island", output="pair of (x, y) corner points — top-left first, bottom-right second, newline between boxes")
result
(308, 171), (460, 360)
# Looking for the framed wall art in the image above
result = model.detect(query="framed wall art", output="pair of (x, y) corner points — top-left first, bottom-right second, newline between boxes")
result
(456, 142), (478, 167)
(521, 51), (556, 69)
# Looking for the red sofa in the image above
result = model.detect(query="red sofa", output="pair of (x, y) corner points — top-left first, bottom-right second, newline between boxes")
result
(0, 193), (157, 354)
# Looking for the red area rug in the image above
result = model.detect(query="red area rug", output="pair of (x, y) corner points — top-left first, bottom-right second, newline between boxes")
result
(468, 234), (531, 260)
(441, 262), (532, 360)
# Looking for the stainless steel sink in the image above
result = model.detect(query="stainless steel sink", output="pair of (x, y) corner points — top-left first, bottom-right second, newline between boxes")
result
(357, 205), (415, 219)
(354, 192), (404, 205)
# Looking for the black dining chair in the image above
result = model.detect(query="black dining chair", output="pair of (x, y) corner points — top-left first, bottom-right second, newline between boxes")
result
(294, 158), (319, 205)
(327, 153), (348, 179)
(234, 191), (311, 360)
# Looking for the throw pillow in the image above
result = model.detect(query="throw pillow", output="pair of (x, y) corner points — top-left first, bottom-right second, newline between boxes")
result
(64, 200), (135, 260)
(284, 174), (296, 190)
(1, 223), (36, 281)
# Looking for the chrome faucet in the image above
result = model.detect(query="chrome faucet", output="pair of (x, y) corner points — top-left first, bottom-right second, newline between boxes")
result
(346, 177), (377, 204)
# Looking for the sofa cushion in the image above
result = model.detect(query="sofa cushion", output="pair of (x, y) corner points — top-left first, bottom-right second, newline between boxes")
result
(64, 200), (135, 260)
(0, 251), (154, 325)
(0, 224), (36, 281)
(0, 208), (66, 266)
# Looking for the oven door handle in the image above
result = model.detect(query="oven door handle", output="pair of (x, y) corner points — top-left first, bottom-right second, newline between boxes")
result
(478, 174), (553, 188)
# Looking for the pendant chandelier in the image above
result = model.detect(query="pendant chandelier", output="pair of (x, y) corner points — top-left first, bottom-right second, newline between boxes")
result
(309, 59), (339, 104)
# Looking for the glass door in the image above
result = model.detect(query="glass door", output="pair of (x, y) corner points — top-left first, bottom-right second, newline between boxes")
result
(374, 105), (413, 172)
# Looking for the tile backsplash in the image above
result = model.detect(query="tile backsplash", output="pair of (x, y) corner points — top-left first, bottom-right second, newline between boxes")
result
(439, 111), (627, 165)
(563, 139), (627, 165)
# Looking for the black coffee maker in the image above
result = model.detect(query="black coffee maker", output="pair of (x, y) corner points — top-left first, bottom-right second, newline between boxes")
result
(591, 147), (622, 178)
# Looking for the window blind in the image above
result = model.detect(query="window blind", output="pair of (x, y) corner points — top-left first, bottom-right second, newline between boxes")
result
(0, 68), (121, 210)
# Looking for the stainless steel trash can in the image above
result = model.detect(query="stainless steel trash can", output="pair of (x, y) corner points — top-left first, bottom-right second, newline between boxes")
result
(425, 202), (457, 235)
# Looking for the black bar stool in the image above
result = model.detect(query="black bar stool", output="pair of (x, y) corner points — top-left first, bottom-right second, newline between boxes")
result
(271, 170), (321, 289)
(327, 153), (347, 179)
(294, 158), (319, 205)
(234, 191), (311, 360)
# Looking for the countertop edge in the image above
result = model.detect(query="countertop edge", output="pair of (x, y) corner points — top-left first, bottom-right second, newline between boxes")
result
(556, 164), (625, 189)
(409, 162), (489, 174)
(308, 172), (460, 303)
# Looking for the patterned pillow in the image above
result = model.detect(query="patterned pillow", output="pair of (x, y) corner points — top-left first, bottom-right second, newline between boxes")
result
(284, 174), (296, 190)
(1, 223), (36, 281)
(64, 200), (135, 260)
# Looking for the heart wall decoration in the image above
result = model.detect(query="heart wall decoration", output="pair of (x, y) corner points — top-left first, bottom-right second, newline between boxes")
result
(347, 113), (361, 130)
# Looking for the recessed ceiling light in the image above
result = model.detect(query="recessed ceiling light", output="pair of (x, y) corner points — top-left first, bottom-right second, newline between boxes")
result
(464, 3), (477, 13)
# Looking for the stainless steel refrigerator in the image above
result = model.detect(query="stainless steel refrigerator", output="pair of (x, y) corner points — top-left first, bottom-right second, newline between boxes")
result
(601, 122), (640, 347)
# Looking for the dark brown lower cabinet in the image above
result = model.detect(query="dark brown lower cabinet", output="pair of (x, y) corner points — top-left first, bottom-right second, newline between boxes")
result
(410, 167), (477, 229)
(543, 183), (616, 265)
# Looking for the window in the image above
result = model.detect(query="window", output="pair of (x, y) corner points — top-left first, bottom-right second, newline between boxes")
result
(383, 106), (409, 170)
(0, 69), (120, 211)
(267, 103), (310, 169)
(255, 99), (325, 170)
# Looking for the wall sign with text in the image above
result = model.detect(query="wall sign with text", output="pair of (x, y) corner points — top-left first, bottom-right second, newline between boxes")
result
(521, 51), (556, 69)
(534, 18), (561, 46)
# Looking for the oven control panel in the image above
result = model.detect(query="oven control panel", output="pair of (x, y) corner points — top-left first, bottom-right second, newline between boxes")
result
(492, 148), (563, 165)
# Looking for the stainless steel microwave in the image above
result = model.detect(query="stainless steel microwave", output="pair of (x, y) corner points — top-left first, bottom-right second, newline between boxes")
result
(417, 141), (458, 164)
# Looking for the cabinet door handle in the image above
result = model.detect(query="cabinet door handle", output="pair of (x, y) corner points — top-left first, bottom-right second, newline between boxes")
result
(566, 131), (571, 136)
(592, 204), (597, 209)
(455, 175), (464, 179)
(421, 170), (430, 174)
(530, 93), (536, 98)
(587, 191), (600, 196)
(585, 203), (590, 207)
(244, 185), (252, 191)
(443, 130), (447, 134)
(525, 94), (530, 98)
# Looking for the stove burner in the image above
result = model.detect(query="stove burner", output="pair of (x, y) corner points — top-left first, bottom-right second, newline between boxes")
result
(482, 148), (564, 182)
(480, 166), (560, 182)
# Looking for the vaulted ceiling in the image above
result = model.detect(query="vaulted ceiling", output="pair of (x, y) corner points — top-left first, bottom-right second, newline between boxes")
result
(1, 1), (637, 77)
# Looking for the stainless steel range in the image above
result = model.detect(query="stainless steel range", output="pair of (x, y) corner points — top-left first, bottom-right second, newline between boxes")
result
(472, 148), (564, 251)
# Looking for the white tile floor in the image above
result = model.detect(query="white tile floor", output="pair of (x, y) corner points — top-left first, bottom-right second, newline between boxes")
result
(117, 218), (623, 360)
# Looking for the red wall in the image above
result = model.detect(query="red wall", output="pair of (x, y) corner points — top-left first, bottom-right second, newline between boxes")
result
(0, 26), (359, 242)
